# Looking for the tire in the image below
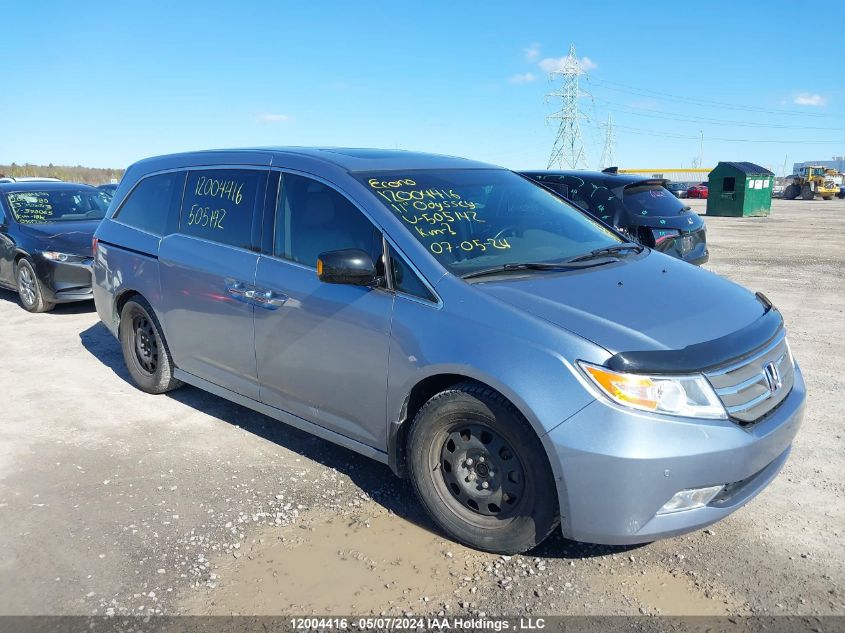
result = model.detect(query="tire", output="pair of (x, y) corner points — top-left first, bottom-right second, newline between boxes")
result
(16, 259), (54, 313)
(783, 184), (799, 200)
(801, 185), (814, 200)
(407, 382), (559, 554)
(118, 298), (183, 394)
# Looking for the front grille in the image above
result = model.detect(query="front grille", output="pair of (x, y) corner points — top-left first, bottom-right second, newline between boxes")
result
(705, 331), (794, 425)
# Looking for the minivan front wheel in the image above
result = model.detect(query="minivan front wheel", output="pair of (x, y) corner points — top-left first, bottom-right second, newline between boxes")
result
(407, 382), (559, 554)
(119, 298), (182, 394)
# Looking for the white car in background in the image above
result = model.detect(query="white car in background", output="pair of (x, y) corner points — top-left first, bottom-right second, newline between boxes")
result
(0, 176), (62, 183)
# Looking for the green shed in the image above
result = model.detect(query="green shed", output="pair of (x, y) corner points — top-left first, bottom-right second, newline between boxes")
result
(706, 162), (774, 217)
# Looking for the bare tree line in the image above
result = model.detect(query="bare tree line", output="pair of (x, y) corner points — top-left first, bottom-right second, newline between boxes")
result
(0, 163), (124, 185)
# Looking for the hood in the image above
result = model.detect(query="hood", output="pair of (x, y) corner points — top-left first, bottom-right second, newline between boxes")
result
(18, 220), (100, 257)
(472, 250), (765, 354)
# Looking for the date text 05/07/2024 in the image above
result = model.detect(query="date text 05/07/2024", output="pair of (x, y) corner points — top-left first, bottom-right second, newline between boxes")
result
(289, 616), (547, 631)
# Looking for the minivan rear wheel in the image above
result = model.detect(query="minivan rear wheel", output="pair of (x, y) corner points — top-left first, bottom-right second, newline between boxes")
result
(407, 382), (559, 554)
(119, 298), (183, 394)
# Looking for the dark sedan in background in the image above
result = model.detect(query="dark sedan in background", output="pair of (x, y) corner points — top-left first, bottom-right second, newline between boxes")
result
(97, 183), (118, 197)
(0, 182), (109, 312)
(521, 169), (709, 265)
(666, 182), (689, 198)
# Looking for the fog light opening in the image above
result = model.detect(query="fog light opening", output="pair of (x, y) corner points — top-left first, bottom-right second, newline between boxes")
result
(657, 485), (725, 515)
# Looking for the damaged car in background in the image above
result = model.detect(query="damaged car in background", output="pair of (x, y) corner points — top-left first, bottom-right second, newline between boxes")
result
(520, 169), (709, 265)
(0, 181), (108, 312)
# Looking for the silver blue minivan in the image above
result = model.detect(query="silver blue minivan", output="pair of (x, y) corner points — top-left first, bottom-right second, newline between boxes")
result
(93, 148), (805, 554)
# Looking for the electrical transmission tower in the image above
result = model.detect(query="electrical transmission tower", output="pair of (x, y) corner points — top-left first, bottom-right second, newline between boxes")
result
(599, 114), (616, 169)
(546, 43), (589, 170)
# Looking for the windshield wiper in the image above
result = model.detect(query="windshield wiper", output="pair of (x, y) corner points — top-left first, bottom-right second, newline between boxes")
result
(460, 259), (615, 280)
(565, 242), (644, 263)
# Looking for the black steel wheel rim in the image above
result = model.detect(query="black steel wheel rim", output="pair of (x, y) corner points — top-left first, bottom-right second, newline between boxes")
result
(132, 315), (158, 374)
(439, 423), (526, 518)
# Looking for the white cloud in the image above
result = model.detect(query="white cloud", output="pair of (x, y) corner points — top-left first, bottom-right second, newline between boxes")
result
(793, 93), (827, 107)
(524, 42), (541, 62)
(538, 55), (597, 75)
(258, 113), (291, 123)
(580, 56), (598, 72)
(509, 72), (537, 84)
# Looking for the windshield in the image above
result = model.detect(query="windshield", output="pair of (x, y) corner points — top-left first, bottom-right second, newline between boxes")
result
(622, 185), (689, 217)
(358, 169), (621, 276)
(5, 189), (110, 224)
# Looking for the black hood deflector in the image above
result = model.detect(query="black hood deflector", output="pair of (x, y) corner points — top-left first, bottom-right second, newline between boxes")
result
(606, 297), (783, 374)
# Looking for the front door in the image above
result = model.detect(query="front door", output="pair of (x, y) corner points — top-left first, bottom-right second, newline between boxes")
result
(253, 171), (393, 449)
(159, 168), (269, 400)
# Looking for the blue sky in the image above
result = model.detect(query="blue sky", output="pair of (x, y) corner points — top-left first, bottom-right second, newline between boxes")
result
(1, 1), (843, 174)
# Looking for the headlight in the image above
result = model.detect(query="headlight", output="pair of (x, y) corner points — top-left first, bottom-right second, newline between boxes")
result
(784, 336), (795, 368)
(578, 361), (727, 419)
(42, 251), (83, 262)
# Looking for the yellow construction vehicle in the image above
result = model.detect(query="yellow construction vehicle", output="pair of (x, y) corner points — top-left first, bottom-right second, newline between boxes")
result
(782, 166), (839, 200)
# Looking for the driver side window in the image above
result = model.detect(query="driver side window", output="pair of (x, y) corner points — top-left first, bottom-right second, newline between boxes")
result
(274, 173), (382, 267)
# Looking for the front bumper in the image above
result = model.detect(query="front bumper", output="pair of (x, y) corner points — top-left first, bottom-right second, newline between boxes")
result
(32, 256), (94, 303)
(545, 365), (805, 545)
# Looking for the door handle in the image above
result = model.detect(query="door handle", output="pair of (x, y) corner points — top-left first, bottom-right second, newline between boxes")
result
(252, 290), (288, 309)
(226, 281), (251, 301)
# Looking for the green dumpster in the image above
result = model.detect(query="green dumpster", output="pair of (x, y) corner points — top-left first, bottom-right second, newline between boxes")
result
(706, 162), (774, 217)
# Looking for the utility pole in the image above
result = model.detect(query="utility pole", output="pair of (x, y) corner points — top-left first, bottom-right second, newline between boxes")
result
(546, 43), (589, 170)
(698, 130), (704, 169)
(691, 131), (704, 169)
(599, 114), (616, 170)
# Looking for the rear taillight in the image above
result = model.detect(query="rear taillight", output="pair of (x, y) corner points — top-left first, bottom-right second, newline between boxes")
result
(92, 236), (99, 256)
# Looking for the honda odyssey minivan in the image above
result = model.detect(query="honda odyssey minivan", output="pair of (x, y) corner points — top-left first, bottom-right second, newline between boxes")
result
(93, 148), (805, 554)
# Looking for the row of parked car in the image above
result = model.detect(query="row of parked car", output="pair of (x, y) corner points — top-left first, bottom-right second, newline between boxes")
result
(0, 167), (711, 314)
(0, 148), (802, 555)
(665, 181), (709, 199)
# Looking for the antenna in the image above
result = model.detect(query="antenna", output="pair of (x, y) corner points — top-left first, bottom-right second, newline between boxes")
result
(599, 114), (616, 170)
(546, 43), (589, 170)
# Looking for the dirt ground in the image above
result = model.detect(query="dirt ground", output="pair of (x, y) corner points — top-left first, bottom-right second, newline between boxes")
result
(0, 198), (843, 617)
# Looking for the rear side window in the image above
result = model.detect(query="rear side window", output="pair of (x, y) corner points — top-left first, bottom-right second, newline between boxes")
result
(622, 185), (688, 217)
(114, 172), (185, 235)
(180, 169), (267, 249)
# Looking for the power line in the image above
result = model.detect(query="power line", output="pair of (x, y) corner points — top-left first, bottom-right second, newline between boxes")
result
(587, 77), (845, 119)
(592, 96), (845, 131)
(584, 121), (845, 144)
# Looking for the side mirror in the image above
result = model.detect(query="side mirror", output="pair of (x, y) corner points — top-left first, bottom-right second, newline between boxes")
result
(316, 249), (380, 286)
